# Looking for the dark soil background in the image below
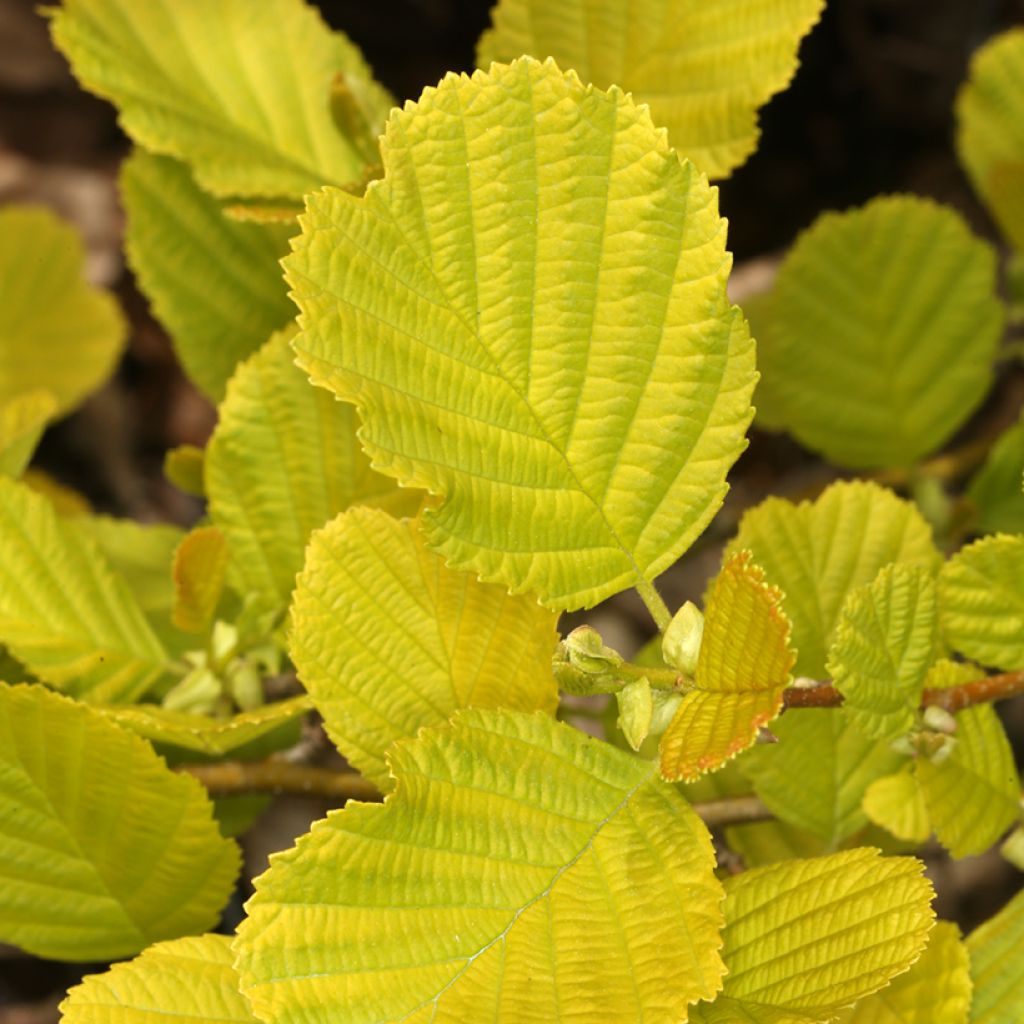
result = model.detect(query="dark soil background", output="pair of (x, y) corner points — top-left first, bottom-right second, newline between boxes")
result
(1, 0), (1023, 1018)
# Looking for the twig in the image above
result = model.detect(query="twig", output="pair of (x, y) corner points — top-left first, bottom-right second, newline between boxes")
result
(180, 760), (381, 802)
(691, 795), (773, 829)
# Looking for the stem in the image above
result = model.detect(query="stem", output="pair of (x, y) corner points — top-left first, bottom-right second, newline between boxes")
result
(871, 434), (997, 488)
(691, 795), (773, 829)
(180, 760), (381, 802)
(635, 577), (672, 632)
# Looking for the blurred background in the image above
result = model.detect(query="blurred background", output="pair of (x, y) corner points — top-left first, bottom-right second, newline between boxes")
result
(1, 0), (1023, 1019)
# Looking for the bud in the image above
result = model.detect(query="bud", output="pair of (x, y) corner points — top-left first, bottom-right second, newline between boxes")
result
(922, 705), (957, 735)
(616, 677), (653, 752)
(563, 626), (623, 674)
(662, 601), (703, 676)
(163, 665), (222, 714)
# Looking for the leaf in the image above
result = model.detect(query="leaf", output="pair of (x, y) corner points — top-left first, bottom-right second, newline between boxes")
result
(49, 0), (393, 200)
(290, 508), (559, 790)
(0, 683), (238, 960)
(0, 206), (125, 414)
(938, 535), (1024, 670)
(207, 329), (420, 619)
(863, 769), (931, 844)
(726, 480), (941, 677)
(835, 920), (971, 1024)
(22, 467), (91, 516)
(289, 57), (756, 611)
(0, 479), (169, 703)
(915, 663), (1020, 859)
(121, 151), (296, 400)
(0, 390), (56, 477)
(966, 413), (1024, 534)
(234, 708), (725, 1023)
(100, 695), (311, 757)
(726, 819), (828, 869)
(690, 849), (934, 1024)
(164, 443), (205, 498)
(660, 551), (795, 780)
(173, 526), (229, 634)
(755, 196), (1003, 468)
(741, 708), (906, 844)
(477, 0), (824, 179)
(967, 889), (1024, 1023)
(828, 563), (939, 739)
(59, 932), (259, 1023)
(956, 29), (1024, 251)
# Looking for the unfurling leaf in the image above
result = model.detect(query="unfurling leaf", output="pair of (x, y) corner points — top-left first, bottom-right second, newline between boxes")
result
(290, 508), (558, 789)
(477, 0), (824, 179)
(752, 197), (1003, 468)
(288, 57), (756, 610)
(172, 526), (229, 634)
(660, 551), (795, 781)
(0, 683), (238, 960)
(938, 534), (1024, 671)
(690, 848), (935, 1023)
(0, 206), (124, 414)
(828, 563), (939, 739)
(727, 480), (940, 677)
(59, 933), (259, 1023)
(235, 709), (725, 1023)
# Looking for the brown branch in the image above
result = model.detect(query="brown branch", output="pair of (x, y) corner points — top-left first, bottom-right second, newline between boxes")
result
(691, 795), (773, 829)
(180, 760), (381, 802)
(782, 670), (1024, 712)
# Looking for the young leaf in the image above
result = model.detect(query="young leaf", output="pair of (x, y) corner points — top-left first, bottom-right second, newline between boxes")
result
(290, 508), (559, 790)
(49, 0), (393, 199)
(164, 443), (205, 498)
(956, 29), (1024, 250)
(100, 695), (311, 757)
(835, 920), (971, 1024)
(915, 663), (1020, 859)
(477, 0), (824, 179)
(689, 849), (934, 1023)
(59, 933), (259, 1024)
(235, 709), (725, 1023)
(827, 563), (939, 739)
(938, 534), (1024, 670)
(289, 57), (756, 611)
(753, 197), (1003, 468)
(966, 413), (1024, 534)
(0, 683), (238, 960)
(172, 526), (229, 634)
(0, 390), (56, 477)
(966, 889), (1024, 1023)
(660, 551), (795, 780)
(207, 329), (420, 619)
(0, 206), (124, 414)
(121, 151), (296, 400)
(726, 480), (941, 677)
(0, 479), (169, 703)
(741, 708), (906, 844)
(863, 769), (931, 845)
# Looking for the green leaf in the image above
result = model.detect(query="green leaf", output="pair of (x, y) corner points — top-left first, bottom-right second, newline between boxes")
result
(690, 848), (935, 1024)
(235, 708), (725, 1023)
(828, 563), (939, 739)
(863, 769), (931, 844)
(835, 920), (971, 1024)
(59, 933), (259, 1023)
(477, 0), (824, 179)
(939, 535), (1024, 670)
(915, 663), (1020, 859)
(207, 329), (420, 620)
(967, 889), (1024, 1023)
(726, 480), (941, 677)
(0, 390), (56, 477)
(956, 29), (1024, 251)
(289, 57), (756, 611)
(966, 413), (1024, 534)
(741, 708), (906, 844)
(0, 479), (169, 703)
(121, 151), (296, 400)
(0, 682), (238, 960)
(49, 0), (394, 200)
(100, 695), (311, 757)
(290, 508), (559, 790)
(172, 526), (229, 634)
(0, 206), (125, 414)
(753, 196), (1003, 468)
(660, 551), (795, 780)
